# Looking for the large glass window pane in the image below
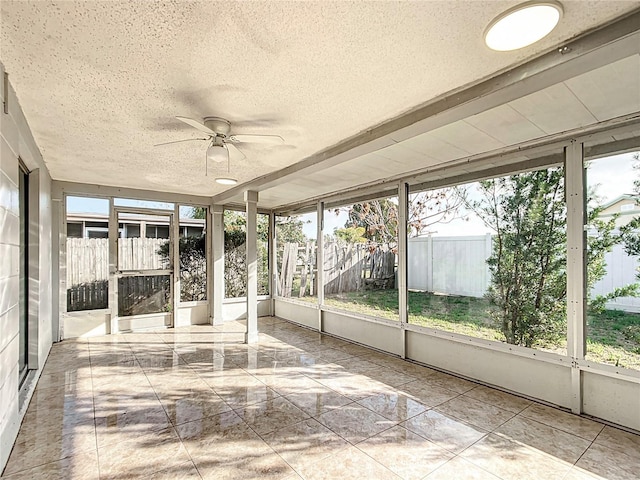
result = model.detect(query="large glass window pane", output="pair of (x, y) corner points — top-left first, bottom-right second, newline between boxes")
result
(275, 212), (317, 300)
(66, 196), (109, 312)
(586, 152), (640, 370)
(323, 197), (399, 320)
(258, 213), (269, 296)
(224, 210), (269, 298)
(114, 198), (174, 210)
(408, 166), (567, 354)
(118, 212), (170, 271)
(118, 275), (171, 316)
(224, 210), (246, 298)
(179, 206), (207, 302)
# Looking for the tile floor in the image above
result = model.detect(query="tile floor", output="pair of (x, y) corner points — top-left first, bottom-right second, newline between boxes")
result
(2, 317), (639, 479)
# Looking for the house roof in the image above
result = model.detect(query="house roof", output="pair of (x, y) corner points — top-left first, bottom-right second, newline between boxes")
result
(598, 194), (640, 211)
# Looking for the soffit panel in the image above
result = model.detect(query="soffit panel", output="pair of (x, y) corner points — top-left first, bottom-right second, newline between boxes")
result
(564, 55), (640, 122)
(508, 83), (598, 134)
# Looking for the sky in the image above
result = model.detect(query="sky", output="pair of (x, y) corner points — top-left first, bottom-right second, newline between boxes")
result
(67, 151), (638, 238)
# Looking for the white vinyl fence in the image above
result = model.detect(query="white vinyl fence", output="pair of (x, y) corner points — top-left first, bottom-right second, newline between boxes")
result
(409, 234), (640, 312)
(591, 244), (640, 313)
(408, 235), (492, 298)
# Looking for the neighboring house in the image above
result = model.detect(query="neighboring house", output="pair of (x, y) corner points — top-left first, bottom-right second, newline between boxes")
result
(66, 212), (205, 239)
(597, 194), (640, 228)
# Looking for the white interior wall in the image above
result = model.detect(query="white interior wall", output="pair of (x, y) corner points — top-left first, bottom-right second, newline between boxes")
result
(0, 63), (54, 470)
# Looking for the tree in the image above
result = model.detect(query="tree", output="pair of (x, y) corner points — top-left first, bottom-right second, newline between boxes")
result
(275, 216), (308, 244)
(471, 167), (632, 348)
(157, 235), (207, 302)
(338, 187), (467, 246)
(224, 211), (269, 298)
(334, 226), (367, 243)
(190, 207), (207, 220)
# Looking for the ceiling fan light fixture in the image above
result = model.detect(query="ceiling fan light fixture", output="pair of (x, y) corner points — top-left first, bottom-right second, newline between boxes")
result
(206, 143), (229, 163)
(215, 177), (238, 185)
(484, 1), (563, 51)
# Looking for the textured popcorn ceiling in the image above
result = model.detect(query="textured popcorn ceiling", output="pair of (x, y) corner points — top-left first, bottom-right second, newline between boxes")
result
(0, 1), (637, 197)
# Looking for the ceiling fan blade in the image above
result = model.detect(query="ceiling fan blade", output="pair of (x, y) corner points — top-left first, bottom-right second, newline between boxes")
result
(226, 143), (246, 161)
(154, 137), (209, 147)
(227, 134), (284, 145)
(176, 116), (216, 135)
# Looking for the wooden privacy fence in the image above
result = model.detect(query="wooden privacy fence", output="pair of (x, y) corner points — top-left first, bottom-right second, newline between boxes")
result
(277, 241), (396, 297)
(278, 241), (316, 297)
(67, 237), (169, 311)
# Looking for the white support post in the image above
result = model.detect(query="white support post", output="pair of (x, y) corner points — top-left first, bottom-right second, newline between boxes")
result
(566, 140), (586, 414)
(206, 205), (214, 324)
(108, 198), (118, 334)
(268, 212), (275, 316)
(245, 191), (259, 344)
(212, 205), (224, 325)
(426, 235), (433, 293)
(398, 182), (409, 358)
(52, 188), (64, 342)
(172, 204), (180, 328)
(316, 201), (324, 332)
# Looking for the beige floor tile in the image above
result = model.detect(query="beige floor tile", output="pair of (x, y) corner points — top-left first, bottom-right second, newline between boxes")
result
(357, 425), (453, 479)
(143, 460), (202, 479)
(215, 384), (281, 410)
(95, 404), (172, 448)
(360, 366), (419, 388)
(357, 390), (429, 421)
(575, 442), (639, 480)
(315, 371), (394, 401)
(263, 373), (326, 396)
(296, 445), (401, 480)
(3, 424), (96, 475)
(401, 410), (487, 454)
(424, 457), (501, 480)
(316, 347), (358, 363)
(159, 389), (233, 426)
(460, 433), (572, 480)
(463, 385), (532, 413)
(1, 451), (99, 480)
(175, 410), (264, 459)
(398, 380), (460, 408)
(520, 403), (604, 441)
(234, 396), (310, 436)
(420, 371), (477, 394)
(261, 418), (349, 471)
(494, 415), (591, 463)
(435, 395), (515, 431)
(97, 426), (191, 480)
(285, 387), (354, 416)
(194, 450), (296, 480)
(593, 425), (640, 462)
(316, 403), (396, 443)
(35, 368), (92, 390)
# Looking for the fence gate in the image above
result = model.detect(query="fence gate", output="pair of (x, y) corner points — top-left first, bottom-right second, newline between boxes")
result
(113, 207), (174, 331)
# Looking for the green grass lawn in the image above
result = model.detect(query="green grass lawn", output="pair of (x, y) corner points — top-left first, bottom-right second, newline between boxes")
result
(321, 289), (640, 370)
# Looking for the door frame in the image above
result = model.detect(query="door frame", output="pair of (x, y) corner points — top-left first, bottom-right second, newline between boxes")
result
(110, 206), (176, 332)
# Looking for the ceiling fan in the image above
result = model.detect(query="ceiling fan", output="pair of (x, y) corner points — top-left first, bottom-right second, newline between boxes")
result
(155, 116), (285, 185)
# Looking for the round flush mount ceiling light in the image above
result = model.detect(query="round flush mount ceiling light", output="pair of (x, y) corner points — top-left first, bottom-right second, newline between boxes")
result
(215, 177), (238, 185)
(484, 1), (563, 51)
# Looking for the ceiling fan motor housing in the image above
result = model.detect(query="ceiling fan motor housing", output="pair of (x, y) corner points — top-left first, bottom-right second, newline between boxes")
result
(203, 117), (231, 137)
